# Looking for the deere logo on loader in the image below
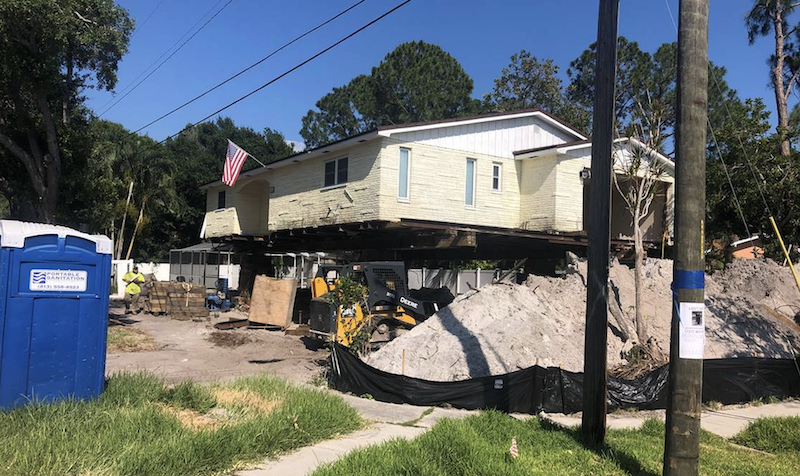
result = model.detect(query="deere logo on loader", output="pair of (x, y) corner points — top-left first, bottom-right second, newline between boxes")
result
(400, 296), (419, 309)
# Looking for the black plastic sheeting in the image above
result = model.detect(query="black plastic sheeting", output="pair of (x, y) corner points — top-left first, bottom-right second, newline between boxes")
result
(329, 344), (800, 414)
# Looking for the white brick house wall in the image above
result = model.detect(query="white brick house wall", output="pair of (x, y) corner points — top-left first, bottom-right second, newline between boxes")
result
(198, 111), (674, 240)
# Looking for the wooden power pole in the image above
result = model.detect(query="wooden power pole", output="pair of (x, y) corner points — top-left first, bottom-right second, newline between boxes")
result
(582, 0), (619, 446)
(664, 0), (708, 475)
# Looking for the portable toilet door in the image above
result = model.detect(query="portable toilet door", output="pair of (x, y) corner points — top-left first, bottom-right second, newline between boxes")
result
(0, 221), (112, 409)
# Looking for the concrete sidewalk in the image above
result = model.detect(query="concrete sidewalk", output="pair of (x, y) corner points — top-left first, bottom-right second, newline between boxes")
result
(545, 400), (800, 438)
(234, 398), (800, 476)
(236, 423), (425, 476)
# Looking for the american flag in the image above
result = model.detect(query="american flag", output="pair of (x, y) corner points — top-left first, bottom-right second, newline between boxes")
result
(222, 140), (249, 186)
(509, 437), (519, 459)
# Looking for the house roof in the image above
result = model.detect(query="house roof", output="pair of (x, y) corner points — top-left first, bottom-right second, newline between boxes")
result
(513, 140), (591, 156)
(375, 108), (588, 139)
(514, 137), (675, 172)
(200, 109), (587, 190)
(730, 235), (761, 248)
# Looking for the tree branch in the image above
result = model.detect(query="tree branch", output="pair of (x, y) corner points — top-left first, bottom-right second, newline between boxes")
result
(0, 129), (46, 197)
(786, 65), (800, 95)
(35, 89), (61, 168)
(74, 11), (96, 25)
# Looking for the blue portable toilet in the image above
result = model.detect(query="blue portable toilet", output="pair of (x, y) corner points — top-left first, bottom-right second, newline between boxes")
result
(0, 220), (112, 409)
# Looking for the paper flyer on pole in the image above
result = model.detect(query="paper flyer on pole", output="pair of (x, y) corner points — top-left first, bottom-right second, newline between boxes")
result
(679, 302), (705, 359)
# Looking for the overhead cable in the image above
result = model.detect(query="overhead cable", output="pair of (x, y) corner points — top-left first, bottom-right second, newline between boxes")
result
(158, 0), (413, 144)
(99, 0), (234, 117)
(133, 0), (367, 135)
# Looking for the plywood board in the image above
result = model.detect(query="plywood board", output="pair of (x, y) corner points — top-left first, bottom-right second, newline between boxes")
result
(248, 275), (297, 328)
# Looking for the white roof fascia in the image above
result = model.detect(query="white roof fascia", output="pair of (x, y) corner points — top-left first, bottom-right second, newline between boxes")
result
(200, 131), (381, 190)
(378, 111), (588, 141)
(730, 235), (761, 247)
(516, 138), (675, 172)
(0, 220), (113, 254)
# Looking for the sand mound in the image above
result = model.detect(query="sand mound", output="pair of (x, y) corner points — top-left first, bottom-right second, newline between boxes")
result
(366, 256), (800, 381)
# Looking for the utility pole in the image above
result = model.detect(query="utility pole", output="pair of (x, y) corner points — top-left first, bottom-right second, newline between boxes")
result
(582, 0), (619, 446)
(663, 1), (708, 475)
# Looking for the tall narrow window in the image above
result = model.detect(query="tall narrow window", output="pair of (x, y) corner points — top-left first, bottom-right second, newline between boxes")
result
(324, 157), (348, 188)
(492, 163), (502, 192)
(398, 148), (410, 201)
(465, 158), (476, 207)
(217, 191), (226, 209)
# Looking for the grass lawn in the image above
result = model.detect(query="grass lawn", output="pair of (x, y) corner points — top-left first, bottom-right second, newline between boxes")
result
(0, 372), (362, 476)
(312, 411), (800, 476)
(732, 416), (800, 455)
(107, 326), (156, 352)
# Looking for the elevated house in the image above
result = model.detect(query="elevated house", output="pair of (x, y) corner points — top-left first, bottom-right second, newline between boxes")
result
(199, 110), (674, 260)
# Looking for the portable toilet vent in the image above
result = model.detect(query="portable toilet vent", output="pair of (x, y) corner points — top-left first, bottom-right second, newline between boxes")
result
(0, 220), (112, 409)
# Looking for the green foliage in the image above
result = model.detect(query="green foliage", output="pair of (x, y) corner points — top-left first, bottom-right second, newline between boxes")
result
(706, 98), (800, 262)
(325, 275), (371, 354)
(567, 37), (653, 132)
(312, 411), (800, 476)
(733, 416), (800, 454)
(325, 274), (366, 311)
(0, 0), (133, 221)
(0, 372), (362, 476)
(451, 260), (499, 271)
(484, 50), (590, 131)
(57, 116), (294, 261)
(301, 41), (479, 147)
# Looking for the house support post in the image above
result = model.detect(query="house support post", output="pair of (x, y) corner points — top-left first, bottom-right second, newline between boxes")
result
(581, 0), (619, 446)
(663, 1), (708, 475)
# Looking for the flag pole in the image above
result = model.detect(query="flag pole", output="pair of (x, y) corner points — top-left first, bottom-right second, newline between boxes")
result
(227, 138), (267, 168)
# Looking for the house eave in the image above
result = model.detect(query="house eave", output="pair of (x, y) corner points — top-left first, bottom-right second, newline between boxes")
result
(199, 130), (381, 190)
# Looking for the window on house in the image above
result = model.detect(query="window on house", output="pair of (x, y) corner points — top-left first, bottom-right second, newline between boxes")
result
(492, 163), (502, 192)
(217, 191), (226, 209)
(465, 158), (476, 207)
(398, 148), (410, 200)
(324, 157), (348, 187)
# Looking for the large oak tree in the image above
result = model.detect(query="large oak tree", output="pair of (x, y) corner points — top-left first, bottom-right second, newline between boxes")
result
(301, 41), (479, 148)
(0, 0), (133, 222)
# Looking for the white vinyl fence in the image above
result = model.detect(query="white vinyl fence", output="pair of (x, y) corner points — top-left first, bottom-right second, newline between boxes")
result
(110, 259), (240, 299)
(407, 268), (505, 296)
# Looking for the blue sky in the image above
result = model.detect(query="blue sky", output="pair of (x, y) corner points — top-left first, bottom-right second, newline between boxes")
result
(85, 0), (782, 146)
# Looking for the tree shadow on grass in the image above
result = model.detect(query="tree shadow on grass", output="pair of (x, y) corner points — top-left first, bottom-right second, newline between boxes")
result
(538, 418), (659, 476)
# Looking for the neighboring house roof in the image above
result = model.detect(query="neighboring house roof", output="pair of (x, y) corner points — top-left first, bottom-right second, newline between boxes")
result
(514, 137), (675, 172)
(730, 235), (761, 248)
(200, 109), (587, 190)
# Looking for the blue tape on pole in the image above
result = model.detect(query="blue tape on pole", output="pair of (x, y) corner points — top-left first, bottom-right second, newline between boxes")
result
(673, 269), (705, 290)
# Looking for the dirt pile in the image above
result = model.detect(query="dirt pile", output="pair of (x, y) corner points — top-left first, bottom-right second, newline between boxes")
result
(366, 256), (800, 381)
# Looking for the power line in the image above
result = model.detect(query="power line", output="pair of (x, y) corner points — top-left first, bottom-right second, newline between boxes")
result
(131, 0), (168, 39)
(132, 0), (367, 135)
(98, 0), (226, 112)
(159, 0), (413, 144)
(99, 0), (234, 117)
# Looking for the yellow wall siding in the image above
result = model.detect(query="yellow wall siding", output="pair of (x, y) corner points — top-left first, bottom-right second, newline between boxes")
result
(204, 179), (269, 235)
(552, 152), (676, 237)
(266, 140), (382, 231)
(518, 155), (557, 231)
(202, 207), (241, 238)
(377, 138), (520, 228)
(554, 155), (591, 232)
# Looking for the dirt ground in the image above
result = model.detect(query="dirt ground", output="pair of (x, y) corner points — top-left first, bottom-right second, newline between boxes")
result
(105, 302), (328, 385)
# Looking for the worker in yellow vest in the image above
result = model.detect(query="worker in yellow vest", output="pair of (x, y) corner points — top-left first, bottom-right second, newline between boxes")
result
(123, 266), (146, 314)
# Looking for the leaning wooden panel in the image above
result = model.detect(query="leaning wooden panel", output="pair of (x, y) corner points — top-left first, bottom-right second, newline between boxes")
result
(248, 275), (297, 328)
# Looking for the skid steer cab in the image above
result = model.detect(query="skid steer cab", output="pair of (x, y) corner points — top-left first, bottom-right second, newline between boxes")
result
(309, 262), (454, 348)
